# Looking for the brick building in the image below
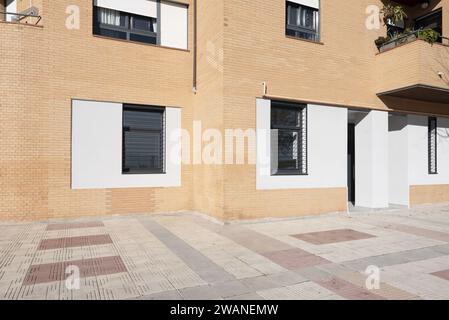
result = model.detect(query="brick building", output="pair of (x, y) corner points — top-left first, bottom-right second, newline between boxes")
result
(1, 0), (449, 221)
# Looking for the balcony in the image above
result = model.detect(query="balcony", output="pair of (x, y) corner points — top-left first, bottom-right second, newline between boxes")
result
(375, 38), (449, 105)
(377, 29), (449, 53)
(0, 5), (42, 25)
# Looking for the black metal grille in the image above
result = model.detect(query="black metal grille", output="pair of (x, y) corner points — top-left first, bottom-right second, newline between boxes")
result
(428, 117), (438, 175)
(271, 101), (308, 175)
(122, 105), (165, 174)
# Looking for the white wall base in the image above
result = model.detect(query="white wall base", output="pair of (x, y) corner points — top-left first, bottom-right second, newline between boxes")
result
(355, 110), (389, 208)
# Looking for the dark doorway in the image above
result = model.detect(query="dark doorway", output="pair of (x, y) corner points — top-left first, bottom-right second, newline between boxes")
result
(347, 123), (355, 203)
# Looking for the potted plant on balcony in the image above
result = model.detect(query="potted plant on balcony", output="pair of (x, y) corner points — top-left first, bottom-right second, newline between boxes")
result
(418, 28), (440, 44)
(380, 4), (407, 27)
(374, 36), (390, 49)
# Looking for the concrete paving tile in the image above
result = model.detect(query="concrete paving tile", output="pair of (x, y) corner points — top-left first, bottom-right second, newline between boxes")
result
(226, 292), (264, 300)
(211, 280), (252, 298)
(137, 290), (183, 300)
(179, 285), (223, 300)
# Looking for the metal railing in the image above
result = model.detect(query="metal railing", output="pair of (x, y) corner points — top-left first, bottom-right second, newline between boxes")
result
(378, 29), (449, 52)
(0, 12), (42, 25)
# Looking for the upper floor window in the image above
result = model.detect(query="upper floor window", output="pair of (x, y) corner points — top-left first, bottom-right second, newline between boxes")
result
(286, 0), (320, 42)
(94, 7), (158, 44)
(93, 0), (188, 50)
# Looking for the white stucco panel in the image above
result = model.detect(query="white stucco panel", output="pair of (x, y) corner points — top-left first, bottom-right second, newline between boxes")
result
(289, 0), (320, 9)
(160, 1), (188, 50)
(256, 99), (347, 190)
(94, 0), (158, 18)
(71, 99), (181, 189)
(408, 115), (449, 186)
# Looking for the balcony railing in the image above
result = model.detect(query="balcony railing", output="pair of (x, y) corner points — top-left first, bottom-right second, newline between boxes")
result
(0, 11), (42, 25)
(378, 29), (449, 53)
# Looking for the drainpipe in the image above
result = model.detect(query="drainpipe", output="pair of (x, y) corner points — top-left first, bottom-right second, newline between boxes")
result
(192, 0), (197, 94)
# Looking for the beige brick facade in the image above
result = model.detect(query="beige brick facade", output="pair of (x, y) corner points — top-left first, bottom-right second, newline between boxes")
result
(1, 0), (449, 221)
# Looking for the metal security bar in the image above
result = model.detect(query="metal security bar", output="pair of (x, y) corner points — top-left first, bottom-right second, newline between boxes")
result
(378, 29), (449, 52)
(0, 12), (42, 25)
(428, 117), (438, 175)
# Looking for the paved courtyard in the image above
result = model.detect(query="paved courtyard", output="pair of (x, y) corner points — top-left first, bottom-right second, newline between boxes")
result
(1, 204), (449, 300)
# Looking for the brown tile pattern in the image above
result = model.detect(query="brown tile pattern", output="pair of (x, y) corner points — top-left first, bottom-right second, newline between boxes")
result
(46, 221), (105, 231)
(38, 234), (113, 250)
(23, 256), (127, 285)
(263, 249), (329, 270)
(316, 277), (383, 300)
(292, 229), (375, 245)
(432, 269), (449, 281)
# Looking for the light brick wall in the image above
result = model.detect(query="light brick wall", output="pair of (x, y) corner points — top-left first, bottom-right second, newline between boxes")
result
(0, 0), (194, 220)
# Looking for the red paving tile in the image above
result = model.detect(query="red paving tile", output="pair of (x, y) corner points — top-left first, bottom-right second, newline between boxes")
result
(292, 229), (375, 245)
(263, 248), (329, 270)
(23, 256), (127, 285)
(46, 221), (104, 231)
(432, 269), (449, 281)
(317, 277), (384, 300)
(38, 234), (113, 250)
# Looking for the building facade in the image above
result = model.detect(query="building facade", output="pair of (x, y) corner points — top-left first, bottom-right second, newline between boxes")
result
(1, 0), (449, 221)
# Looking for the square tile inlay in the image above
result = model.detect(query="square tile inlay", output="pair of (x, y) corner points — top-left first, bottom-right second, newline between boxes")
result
(263, 249), (329, 270)
(432, 269), (449, 281)
(291, 229), (375, 245)
(23, 256), (127, 285)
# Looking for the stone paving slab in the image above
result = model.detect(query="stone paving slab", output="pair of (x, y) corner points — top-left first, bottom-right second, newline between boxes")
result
(1, 204), (449, 300)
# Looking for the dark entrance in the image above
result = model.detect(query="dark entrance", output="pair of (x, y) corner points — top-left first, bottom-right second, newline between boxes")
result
(347, 123), (355, 203)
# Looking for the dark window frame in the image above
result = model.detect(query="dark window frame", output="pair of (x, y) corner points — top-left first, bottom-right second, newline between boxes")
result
(271, 101), (308, 176)
(415, 8), (443, 43)
(285, 1), (320, 42)
(93, 5), (158, 45)
(428, 117), (438, 175)
(122, 104), (166, 175)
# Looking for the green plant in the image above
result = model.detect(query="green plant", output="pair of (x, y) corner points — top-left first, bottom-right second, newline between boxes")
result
(418, 28), (440, 44)
(380, 4), (407, 25)
(374, 36), (389, 48)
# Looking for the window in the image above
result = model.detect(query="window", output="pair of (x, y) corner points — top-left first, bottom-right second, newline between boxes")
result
(93, 6), (158, 45)
(271, 101), (307, 175)
(416, 9), (442, 43)
(122, 105), (165, 174)
(428, 117), (437, 175)
(286, 1), (320, 42)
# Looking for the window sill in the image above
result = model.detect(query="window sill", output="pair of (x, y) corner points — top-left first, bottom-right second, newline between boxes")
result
(285, 35), (324, 45)
(271, 172), (309, 176)
(92, 34), (190, 53)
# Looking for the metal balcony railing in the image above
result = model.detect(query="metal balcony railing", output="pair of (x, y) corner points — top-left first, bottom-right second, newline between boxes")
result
(0, 11), (42, 25)
(378, 29), (449, 52)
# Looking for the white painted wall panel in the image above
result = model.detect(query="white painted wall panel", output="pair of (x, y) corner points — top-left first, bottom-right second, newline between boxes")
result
(72, 100), (181, 189)
(94, 0), (157, 18)
(160, 1), (188, 50)
(388, 115), (409, 206)
(256, 99), (347, 190)
(289, 0), (320, 9)
(6, 0), (17, 22)
(408, 115), (449, 185)
(355, 110), (389, 208)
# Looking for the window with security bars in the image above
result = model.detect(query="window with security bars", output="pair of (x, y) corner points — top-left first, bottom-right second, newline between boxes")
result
(428, 117), (438, 174)
(122, 105), (165, 174)
(271, 101), (307, 175)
